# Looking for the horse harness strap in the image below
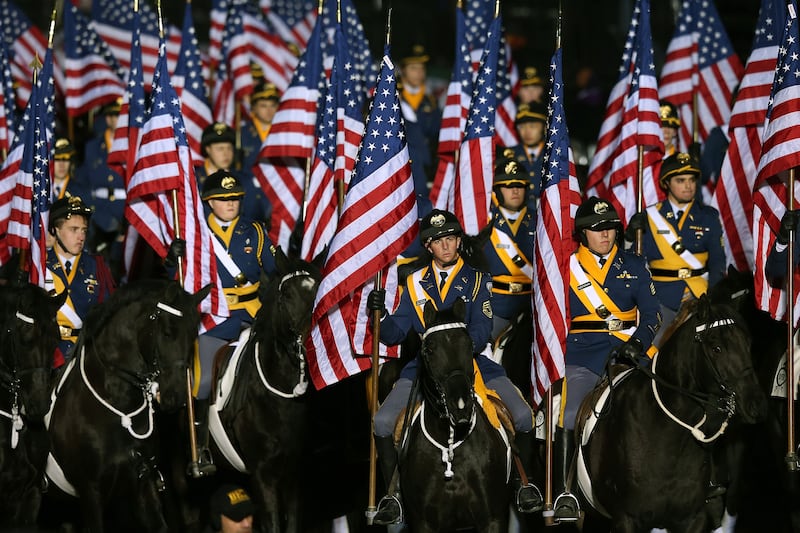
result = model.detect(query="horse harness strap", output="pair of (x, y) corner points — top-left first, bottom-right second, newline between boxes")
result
(0, 310), (40, 449)
(421, 322), (467, 340)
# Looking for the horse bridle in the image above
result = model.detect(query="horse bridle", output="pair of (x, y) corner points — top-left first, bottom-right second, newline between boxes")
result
(255, 270), (314, 399)
(79, 300), (186, 440)
(647, 316), (741, 443)
(0, 307), (42, 449)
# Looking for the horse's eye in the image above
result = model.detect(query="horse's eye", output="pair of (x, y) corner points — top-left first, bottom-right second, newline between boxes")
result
(713, 346), (722, 354)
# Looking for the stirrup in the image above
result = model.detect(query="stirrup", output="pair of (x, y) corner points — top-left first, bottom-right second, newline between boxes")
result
(373, 494), (403, 525)
(187, 447), (216, 478)
(553, 491), (580, 522)
(516, 482), (544, 513)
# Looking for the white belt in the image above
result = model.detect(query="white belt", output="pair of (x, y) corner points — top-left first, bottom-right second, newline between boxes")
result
(93, 188), (127, 200)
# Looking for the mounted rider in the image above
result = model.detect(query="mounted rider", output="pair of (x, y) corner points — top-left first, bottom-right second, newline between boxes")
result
(367, 209), (543, 525)
(554, 196), (661, 522)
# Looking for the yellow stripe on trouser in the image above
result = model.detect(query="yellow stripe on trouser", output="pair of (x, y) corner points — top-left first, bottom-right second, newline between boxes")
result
(473, 360), (501, 429)
(191, 340), (200, 398)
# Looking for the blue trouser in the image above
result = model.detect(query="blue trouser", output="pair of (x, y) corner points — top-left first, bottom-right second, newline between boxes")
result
(196, 334), (227, 400)
(561, 364), (602, 431)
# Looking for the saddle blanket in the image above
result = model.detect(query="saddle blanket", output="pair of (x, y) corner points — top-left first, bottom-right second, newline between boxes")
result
(771, 349), (800, 399)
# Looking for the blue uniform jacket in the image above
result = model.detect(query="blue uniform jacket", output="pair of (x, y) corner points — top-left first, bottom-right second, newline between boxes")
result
(641, 201), (725, 311)
(484, 202), (535, 319)
(567, 246), (661, 375)
(46, 249), (113, 359)
(240, 119), (264, 173)
(77, 134), (126, 233)
(205, 216), (277, 340)
(401, 92), (439, 219)
(505, 144), (543, 207)
(379, 259), (505, 382)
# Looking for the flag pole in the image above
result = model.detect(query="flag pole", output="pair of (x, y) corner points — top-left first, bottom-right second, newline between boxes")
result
(365, 6), (391, 524)
(634, 145), (644, 255)
(787, 168), (797, 471)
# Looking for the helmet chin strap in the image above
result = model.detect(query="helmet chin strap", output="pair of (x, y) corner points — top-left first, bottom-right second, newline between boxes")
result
(54, 232), (77, 258)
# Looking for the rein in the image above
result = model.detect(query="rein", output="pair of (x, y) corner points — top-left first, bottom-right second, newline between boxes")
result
(254, 270), (313, 398)
(0, 309), (38, 449)
(79, 300), (184, 440)
(645, 317), (738, 443)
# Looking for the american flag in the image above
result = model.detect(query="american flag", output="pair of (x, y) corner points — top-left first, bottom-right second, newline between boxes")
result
(0, 0), (63, 108)
(211, 3), (252, 125)
(532, 46), (582, 406)
(586, 0), (663, 221)
(455, 15), (500, 234)
(260, 0), (317, 49)
(0, 38), (16, 158)
(333, 25), (365, 187)
(591, 0), (663, 222)
(106, 6), (146, 183)
(430, 5), (472, 212)
(319, 0), (378, 96)
(243, 6), (297, 93)
(63, 2), (125, 118)
(6, 49), (54, 287)
(254, 14), (324, 249)
(208, 0), (228, 68)
(659, 0), (743, 149)
(91, 0), (182, 86)
(301, 77), (336, 262)
(173, 3), (212, 168)
(307, 46), (417, 389)
(126, 40), (228, 331)
(711, 0), (783, 272)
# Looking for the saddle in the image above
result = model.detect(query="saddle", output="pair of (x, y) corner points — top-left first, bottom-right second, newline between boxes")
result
(575, 364), (633, 440)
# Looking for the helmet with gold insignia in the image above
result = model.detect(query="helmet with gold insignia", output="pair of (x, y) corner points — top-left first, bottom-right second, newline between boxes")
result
(399, 44), (430, 67)
(54, 138), (76, 161)
(102, 97), (122, 116)
(659, 152), (700, 191)
(419, 209), (463, 246)
(201, 122), (236, 150)
(49, 196), (93, 234)
(515, 102), (547, 126)
(659, 100), (680, 129)
(493, 156), (528, 188)
(574, 197), (622, 246)
(520, 66), (544, 88)
(251, 81), (281, 103)
(202, 170), (245, 201)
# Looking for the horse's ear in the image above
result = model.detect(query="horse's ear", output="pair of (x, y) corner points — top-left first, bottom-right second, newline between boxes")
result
(423, 300), (437, 327)
(192, 283), (213, 305)
(312, 246), (328, 271)
(274, 245), (290, 274)
(453, 298), (466, 322)
(50, 290), (69, 313)
(696, 293), (711, 322)
(727, 264), (739, 277)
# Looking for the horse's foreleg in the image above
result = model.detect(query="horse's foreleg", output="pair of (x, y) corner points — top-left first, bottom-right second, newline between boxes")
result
(79, 485), (106, 533)
(282, 478), (302, 533)
(251, 468), (281, 533)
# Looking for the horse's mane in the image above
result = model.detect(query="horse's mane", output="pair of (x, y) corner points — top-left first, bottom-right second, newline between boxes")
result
(83, 278), (180, 337)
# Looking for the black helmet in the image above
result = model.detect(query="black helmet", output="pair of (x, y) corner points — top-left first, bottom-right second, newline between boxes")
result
(659, 100), (680, 129)
(49, 196), (92, 233)
(201, 122), (236, 149)
(251, 81), (281, 103)
(420, 209), (463, 246)
(54, 138), (76, 161)
(515, 102), (547, 126)
(659, 152), (700, 191)
(574, 197), (621, 246)
(202, 170), (245, 201)
(493, 157), (528, 188)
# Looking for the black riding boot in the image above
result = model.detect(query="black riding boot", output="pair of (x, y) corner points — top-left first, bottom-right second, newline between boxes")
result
(189, 399), (216, 478)
(553, 427), (580, 522)
(373, 435), (403, 525)
(513, 430), (544, 513)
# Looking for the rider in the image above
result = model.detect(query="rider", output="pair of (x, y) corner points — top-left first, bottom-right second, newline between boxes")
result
(240, 81), (280, 173)
(554, 196), (661, 522)
(366, 209), (543, 525)
(660, 100), (681, 158)
(45, 196), (115, 368)
(52, 138), (87, 201)
(484, 156), (535, 339)
(625, 152), (725, 347)
(167, 170), (277, 473)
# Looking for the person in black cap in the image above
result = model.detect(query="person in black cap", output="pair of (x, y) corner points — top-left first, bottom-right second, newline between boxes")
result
(625, 152), (725, 348)
(366, 209), (543, 525)
(552, 196), (661, 522)
(500, 102), (548, 206)
(52, 137), (87, 201)
(659, 100), (681, 158)
(398, 43), (439, 219)
(197, 122), (272, 228)
(484, 157), (535, 339)
(517, 66), (546, 106)
(241, 82), (281, 172)
(207, 484), (254, 533)
(45, 196), (114, 368)
(167, 170), (277, 474)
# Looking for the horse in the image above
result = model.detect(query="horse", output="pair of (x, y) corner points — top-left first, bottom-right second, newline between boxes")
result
(0, 283), (65, 528)
(399, 299), (511, 533)
(208, 249), (321, 532)
(576, 295), (768, 532)
(44, 279), (210, 532)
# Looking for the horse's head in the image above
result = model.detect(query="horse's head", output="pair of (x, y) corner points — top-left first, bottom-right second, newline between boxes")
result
(420, 299), (476, 430)
(0, 285), (65, 420)
(707, 265), (756, 318)
(263, 247), (321, 340)
(667, 296), (767, 426)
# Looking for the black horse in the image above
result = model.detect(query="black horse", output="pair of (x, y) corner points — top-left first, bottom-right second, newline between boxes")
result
(45, 279), (210, 532)
(0, 283), (64, 528)
(209, 249), (321, 532)
(577, 295), (767, 532)
(399, 300), (510, 533)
